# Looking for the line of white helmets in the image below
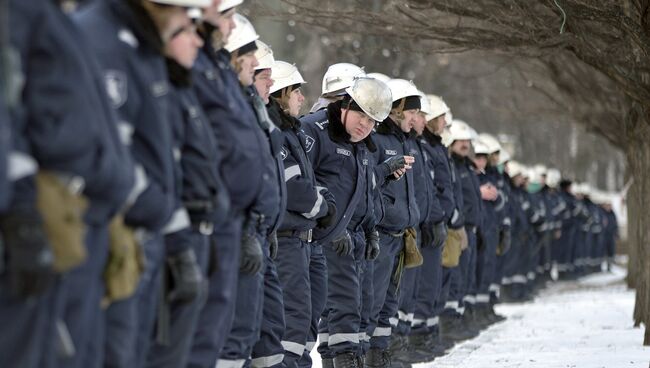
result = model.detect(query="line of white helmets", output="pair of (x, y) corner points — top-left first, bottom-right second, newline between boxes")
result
(163, 0), (616, 207)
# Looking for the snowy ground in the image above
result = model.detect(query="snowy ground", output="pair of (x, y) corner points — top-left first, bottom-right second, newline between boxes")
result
(310, 265), (650, 368)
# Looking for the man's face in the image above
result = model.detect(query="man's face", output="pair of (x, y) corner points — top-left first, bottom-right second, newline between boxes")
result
(236, 52), (259, 86)
(412, 112), (427, 136)
(451, 139), (471, 157)
(342, 109), (374, 143)
(163, 11), (203, 69)
(431, 114), (446, 135)
(473, 155), (488, 171)
(203, 6), (236, 43)
(512, 174), (524, 187)
(488, 152), (500, 166)
(253, 69), (273, 103)
(399, 109), (418, 133)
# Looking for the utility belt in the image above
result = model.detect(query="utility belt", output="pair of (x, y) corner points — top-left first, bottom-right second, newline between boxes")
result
(277, 228), (313, 243)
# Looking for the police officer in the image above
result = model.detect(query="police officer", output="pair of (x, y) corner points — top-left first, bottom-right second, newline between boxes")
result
(145, 7), (230, 368)
(440, 120), (482, 343)
(300, 77), (395, 368)
(366, 78), (421, 368)
(189, 2), (273, 366)
(215, 13), (285, 368)
(265, 59), (334, 368)
(407, 95), (459, 359)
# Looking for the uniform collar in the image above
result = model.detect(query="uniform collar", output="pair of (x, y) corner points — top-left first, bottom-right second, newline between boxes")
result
(422, 128), (443, 146)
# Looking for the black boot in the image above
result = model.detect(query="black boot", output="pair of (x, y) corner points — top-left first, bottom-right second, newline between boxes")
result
(440, 314), (476, 342)
(365, 348), (391, 368)
(323, 358), (335, 368)
(334, 353), (360, 368)
(404, 333), (446, 363)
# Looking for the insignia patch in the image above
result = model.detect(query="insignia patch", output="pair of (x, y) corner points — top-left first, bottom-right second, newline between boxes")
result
(280, 147), (289, 160)
(118, 29), (139, 48)
(385, 149), (397, 156)
(362, 159), (369, 166)
(336, 148), (351, 156)
(151, 81), (169, 98)
(104, 70), (127, 108)
(305, 135), (316, 153)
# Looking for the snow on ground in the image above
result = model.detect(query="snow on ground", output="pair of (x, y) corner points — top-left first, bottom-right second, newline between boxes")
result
(420, 266), (650, 368)
(310, 265), (650, 368)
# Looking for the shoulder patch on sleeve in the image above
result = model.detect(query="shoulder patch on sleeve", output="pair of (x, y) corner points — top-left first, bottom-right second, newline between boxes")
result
(280, 146), (289, 160)
(104, 70), (127, 108)
(305, 135), (316, 153)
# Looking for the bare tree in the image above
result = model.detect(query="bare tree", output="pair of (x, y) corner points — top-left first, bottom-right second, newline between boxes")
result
(254, 0), (650, 344)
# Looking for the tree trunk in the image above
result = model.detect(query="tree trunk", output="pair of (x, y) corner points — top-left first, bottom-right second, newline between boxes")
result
(625, 104), (650, 345)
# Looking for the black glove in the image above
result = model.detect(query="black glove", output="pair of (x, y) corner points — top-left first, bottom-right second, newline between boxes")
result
(240, 214), (264, 274)
(316, 201), (336, 229)
(432, 221), (448, 248)
(332, 231), (353, 257)
(268, 231), (278, 260)
(0, 209), (55, 299)
(420, 223), (435, 248)
(383, 155), (407, 173)
(167, 248), (204, 303)
(498, 229), (512, 255)
(365, 229), (380, 260)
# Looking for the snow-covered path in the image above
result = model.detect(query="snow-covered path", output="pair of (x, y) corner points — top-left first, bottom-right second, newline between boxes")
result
(309, 267), (650, 368)
(420, 268), (649, 368)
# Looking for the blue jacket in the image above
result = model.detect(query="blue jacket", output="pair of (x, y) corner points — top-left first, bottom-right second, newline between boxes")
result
(164, 66), (230, 254)
(419, 130), (455, 225)
(452, 153), (482, 228)
(243, 86), (285, 235)
(447, 154), (465, 229)
(268, 99), (329, 232)
(0, 97), (10, 211)
(300, 102), (376, 244)
(76, 0), (179, 232)
(372, 119), (420, 233)
(192, 45), (266, 218)
(410, 137), (444, 226)
(478, 165), (508, 234)
(11, 0), (134, 224)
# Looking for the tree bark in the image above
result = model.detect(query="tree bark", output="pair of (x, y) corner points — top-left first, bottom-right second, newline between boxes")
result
(625, 103), (650, 345)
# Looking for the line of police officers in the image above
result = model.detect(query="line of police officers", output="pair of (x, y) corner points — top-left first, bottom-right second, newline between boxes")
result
(0, 0), (619, 367)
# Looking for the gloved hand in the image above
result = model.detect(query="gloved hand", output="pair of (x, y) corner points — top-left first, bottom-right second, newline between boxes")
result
(240, 214), (264, 274)
(432, 221), (448, 248)
(0, 208), (55, 299)
(498, 229), (512, 255)
(365, 229), (380, 260)
(420, 223), (435, 248)
(316, 201), (336, 229)
(268, 231), (278, 260)
(331, 231), (353, 257)
(167, 248), (204, 303)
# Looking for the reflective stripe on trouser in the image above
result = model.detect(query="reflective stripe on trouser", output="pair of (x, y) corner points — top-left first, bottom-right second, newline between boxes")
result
(251, 252), (286, 368)
(317, 230), (364, 358)
(461, 229), (478, 303)
(275, 237), (311, 368)
(188, 216), (243, 368)
(412, 246), (443, 335)
(0, 274), (53, 368)
(56, 225), (109, 368)
(298, 244), (327, 368)
(146, 232), (210, 368)
(369, 231), (403, 350)
(395, 266), (419, 336)
(359, 255), (374, 355)
(219, 253), (265, 363)
(448, 228), (475, 307)
(476, 228), (499, 299)
(133, 235), (166, 368)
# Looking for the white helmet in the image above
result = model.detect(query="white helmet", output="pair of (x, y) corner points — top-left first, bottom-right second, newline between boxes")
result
(218, 0), (244, 12)
(387, 79), (420, 103)
(254, 40), (274, 70)
(446, 119), (477, 144)
(345, 77), (393, 122)
(498, 148), (511, 164)
(546, 168), (561, 188)
(418, 91), (433, 119)
(270, 61), (306, 94)
(506, 160), (524, 178)
(580, 182), (592, 196)
(477, 133), (501, 154)
(473, 139), (491, 156)
(322, 63), (366, 96)
(367, 72), (391, 83)
(533, 164), (548, 178)
(528, 168), (542, 184)
(151, 0), (211, 7)
(427, 94), (451, 121)
(224, 14), (259, 53)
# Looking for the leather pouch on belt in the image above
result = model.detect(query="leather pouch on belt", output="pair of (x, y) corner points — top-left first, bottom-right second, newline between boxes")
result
(103, 215), (144, 306)
(441, 229), (463, 268)
(403, 227), (423, 268)
(36, 171), (88, 273)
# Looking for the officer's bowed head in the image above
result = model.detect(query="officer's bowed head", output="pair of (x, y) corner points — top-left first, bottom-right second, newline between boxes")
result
(387, 79), (421, 133)
(340, 77), (392, 142)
